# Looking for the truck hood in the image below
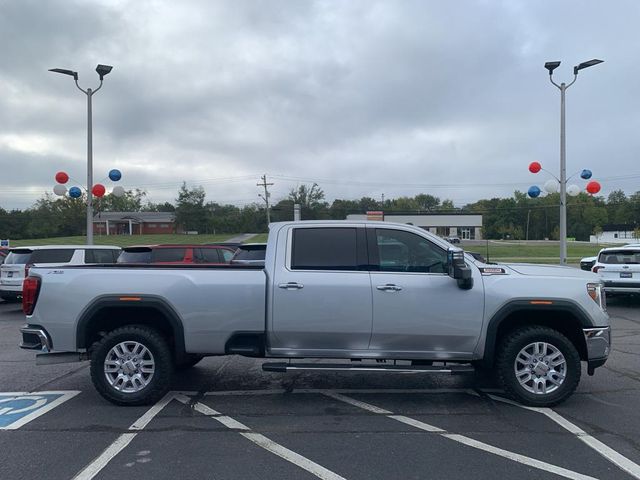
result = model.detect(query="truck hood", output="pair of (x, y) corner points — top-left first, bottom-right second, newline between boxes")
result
(502, 263), (598, 280)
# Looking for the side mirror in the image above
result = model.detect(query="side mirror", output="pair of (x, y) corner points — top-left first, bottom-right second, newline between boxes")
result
(448, 249), (474, 290)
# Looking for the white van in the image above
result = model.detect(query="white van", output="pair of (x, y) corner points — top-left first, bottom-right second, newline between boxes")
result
(0, 245), (121, 301)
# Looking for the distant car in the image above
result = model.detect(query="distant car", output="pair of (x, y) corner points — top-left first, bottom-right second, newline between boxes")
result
(117, 244), (235, 265)
(592, 245), (640, 295)
(466, 251), (487, 263)
(580, 256), (598, 271)
(581, 243), (640, 271)
(230, 243), (267, 266)
(445, 236), (461, 244)
(0, 245), (121, 302)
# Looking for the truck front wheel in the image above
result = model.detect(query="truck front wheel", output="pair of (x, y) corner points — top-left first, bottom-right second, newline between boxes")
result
(90, 325), (173, 406)
(496, 326), (581, 407)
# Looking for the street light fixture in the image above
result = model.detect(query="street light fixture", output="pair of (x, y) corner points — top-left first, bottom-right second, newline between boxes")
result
(545, 58), (603, 264)
(49, 64), (114, 245)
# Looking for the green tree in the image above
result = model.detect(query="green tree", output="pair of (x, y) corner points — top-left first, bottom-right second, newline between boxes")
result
(175, 183), (207, 232)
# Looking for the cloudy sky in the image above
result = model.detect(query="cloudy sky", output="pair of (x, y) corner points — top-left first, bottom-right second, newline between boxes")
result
(1, 0), (638, 210)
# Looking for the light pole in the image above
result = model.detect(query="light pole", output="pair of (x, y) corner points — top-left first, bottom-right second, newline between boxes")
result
(49, 64), (113, 245)
(544, 59), (603, 264)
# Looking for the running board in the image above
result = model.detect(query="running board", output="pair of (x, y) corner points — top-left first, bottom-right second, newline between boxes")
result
(261, 362), (474, 374)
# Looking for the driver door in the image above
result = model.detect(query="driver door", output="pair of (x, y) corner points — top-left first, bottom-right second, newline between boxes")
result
(368, 227), (484, 357)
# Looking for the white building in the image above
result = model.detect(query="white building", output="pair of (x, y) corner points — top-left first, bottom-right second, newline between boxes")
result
(590, 224), (639, 244)
(346, 212), (483, 240)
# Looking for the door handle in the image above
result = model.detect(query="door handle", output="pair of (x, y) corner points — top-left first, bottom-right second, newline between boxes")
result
(278, 282), (304, 290)
(376, 284), (402, 292)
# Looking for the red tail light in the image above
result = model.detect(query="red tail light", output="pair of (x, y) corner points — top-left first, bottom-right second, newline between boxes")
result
(22, 276), (41, 315)
(592, 266), (603, 273)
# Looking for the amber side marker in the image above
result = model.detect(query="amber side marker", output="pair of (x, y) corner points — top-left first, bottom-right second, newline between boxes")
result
(530, 300), (553, 305)
(119, 297), (142, 301)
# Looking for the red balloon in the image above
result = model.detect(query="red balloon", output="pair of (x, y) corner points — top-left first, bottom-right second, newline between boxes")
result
(92, 184), (106, 197)
(586, 181), (601, 195)
(55, 171), (69, 184)
(529, 162), (542, 173)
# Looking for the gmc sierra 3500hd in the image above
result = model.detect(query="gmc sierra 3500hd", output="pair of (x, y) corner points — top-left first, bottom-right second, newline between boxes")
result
(20, 221), (610, 407)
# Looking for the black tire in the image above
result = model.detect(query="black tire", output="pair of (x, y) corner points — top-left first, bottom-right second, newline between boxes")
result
(496, 326), (581, 407)
(175, 354), (205, 370)
(90, 325), (173, 406)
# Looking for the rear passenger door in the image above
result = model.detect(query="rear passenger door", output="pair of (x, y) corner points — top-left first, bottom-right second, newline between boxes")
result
(270, 226), (372, 353)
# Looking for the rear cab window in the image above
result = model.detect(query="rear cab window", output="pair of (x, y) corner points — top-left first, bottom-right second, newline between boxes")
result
(85, 249), (119, 264)
(30, 249), (75, 263)
(291, 227), (366, 271)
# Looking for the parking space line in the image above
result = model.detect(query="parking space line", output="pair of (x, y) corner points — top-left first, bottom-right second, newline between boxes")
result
(73, 392), (176, 480)
(174, 394), (347, 480)
(323, 391), (598, 480)
(488, 394), (640, 480)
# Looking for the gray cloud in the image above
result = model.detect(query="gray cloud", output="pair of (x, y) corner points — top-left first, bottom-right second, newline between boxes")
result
(1, 0), (639, 211)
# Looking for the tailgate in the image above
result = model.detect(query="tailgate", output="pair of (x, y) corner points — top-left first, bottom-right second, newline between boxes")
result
(0, 265), (24, 287)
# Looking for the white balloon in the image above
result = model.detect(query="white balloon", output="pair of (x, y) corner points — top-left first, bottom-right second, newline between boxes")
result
(53, 184), (67, 196)
(111, 185), (126, 197)
(567, 184), (580, 196)
(544, 179), (559, 194)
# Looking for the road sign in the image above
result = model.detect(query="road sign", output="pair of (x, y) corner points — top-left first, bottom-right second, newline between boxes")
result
(0, 239), (8, 247)
(0, 391), (79, 429)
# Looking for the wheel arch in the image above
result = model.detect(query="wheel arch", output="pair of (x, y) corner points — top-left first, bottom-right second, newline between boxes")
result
(76, 295), (186, 359)
(482, 300), (591, 367)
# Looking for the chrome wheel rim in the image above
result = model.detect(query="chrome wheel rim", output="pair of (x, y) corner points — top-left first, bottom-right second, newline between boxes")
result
(514, 342), (566, 395)
(104, 341), (155, 393)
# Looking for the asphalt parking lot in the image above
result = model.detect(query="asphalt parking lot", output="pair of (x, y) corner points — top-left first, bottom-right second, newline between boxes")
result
(1, 297), (640, 480)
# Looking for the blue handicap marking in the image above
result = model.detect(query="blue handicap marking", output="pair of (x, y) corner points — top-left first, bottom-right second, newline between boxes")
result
(0, 391), (79, 429)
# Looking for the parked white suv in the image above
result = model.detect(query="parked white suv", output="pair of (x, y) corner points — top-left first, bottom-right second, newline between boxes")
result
(592, 245), (640, 295)
(0, 245), (120, 302)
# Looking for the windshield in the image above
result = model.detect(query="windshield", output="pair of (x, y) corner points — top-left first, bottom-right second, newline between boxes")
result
(598, 249), (640, 264)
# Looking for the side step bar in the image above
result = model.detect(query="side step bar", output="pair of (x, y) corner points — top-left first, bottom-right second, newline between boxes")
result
(262, 362), (474, 374)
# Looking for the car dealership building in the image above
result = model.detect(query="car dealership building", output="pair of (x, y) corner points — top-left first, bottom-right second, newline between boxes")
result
(346, 212), (483, 240)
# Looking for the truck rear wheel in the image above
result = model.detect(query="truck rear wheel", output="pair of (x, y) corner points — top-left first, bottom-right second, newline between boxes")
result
(90, 325), (173, 406)
(496, 326), (581, 407)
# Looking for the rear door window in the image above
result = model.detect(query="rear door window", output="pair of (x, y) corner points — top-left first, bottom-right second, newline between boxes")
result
(30, 249), (75, 263)
(151, 248), (186, 263)
(291, 228), (363, 271)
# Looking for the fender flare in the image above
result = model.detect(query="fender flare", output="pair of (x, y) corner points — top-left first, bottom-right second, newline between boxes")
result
(482, 299), (592, 366)
(75, 294), (186, 357)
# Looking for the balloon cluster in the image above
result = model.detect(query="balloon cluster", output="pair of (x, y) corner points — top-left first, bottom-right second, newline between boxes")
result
(527, 162), (601, 198)
(53, 169), (125, 199)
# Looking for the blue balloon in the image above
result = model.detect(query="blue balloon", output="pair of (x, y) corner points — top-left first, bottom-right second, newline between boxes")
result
(69, 186), (82, 198)
(108, 169), (122, 182)
(528, 185), (541, 198)
(580, 169), (592, 180)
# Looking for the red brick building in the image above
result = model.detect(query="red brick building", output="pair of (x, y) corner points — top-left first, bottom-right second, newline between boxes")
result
(93, 212), (177, 236)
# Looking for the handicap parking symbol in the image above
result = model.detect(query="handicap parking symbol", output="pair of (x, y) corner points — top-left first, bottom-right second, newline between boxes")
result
(0, 391), (79, 430)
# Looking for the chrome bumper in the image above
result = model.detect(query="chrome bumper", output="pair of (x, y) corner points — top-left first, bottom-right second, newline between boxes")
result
(583, 327), (610, 374)
(19, 326), (52, 352)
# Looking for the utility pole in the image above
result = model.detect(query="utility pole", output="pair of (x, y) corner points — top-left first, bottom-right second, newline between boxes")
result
(381, 193), (385, 209)
(257, 174), (274, 225)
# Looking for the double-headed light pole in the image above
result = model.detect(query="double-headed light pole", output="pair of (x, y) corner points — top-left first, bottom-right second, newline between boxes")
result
(544, 58), (603, 264)
(49, 64), (114, 245)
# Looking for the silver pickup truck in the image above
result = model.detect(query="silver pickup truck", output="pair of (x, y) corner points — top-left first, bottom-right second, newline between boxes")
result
(20, 221), (610, 407)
